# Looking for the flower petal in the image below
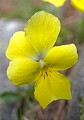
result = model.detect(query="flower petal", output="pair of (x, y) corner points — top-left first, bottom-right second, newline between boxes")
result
(24, 11), (60, 57)
(44, 44), (78, 71)
(71, 0), (84, 12)
(42, 0), (66, 7)
(34, 69), (71, 108)
(6, 31), (37, 60)
(7, 58), (41, 85)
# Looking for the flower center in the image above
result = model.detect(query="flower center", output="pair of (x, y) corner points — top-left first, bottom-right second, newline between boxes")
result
(39, 59), (45, 68)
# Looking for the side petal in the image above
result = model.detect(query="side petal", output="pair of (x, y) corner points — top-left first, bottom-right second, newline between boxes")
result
(44, 44), (78, 71)
(34, 69), (71, 108)
(24, 11), (60, 57)
(71, 0), (84, 12)
(42, 0), (66, 7)
(6, 31), (37, 60)
(7, 58), (41, 85)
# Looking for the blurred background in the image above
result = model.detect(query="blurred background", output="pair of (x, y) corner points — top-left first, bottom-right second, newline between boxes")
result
(0, 0), (84, 120)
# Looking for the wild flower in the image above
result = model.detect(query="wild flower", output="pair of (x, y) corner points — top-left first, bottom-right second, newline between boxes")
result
(6, 11), (78, 108)
(43, 0), (84, 12)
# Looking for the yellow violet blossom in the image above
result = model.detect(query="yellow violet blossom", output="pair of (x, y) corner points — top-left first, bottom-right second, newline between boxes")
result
(42, 0), (84, 12)
(71, 0), (84, 12)
(42, 0), (66, 7)
(6, 11), (78, 108)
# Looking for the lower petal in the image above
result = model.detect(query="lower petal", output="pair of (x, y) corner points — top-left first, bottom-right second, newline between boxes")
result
(48, 70), (72, 99)
(34, 69), (71, 108)
(34, 71), (54, 108)
(7, 58), (41, 85)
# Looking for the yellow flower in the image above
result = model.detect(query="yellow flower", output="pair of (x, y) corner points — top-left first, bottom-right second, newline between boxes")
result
(42, 0), (84, 12)
(71, 0), (84, 12)
(42, 0), (66, 7)
(6, 11), (78, 108)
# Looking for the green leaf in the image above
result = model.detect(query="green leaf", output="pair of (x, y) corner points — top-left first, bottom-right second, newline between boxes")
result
(0, 92), (21, 103)
(17, 106), (23, 120)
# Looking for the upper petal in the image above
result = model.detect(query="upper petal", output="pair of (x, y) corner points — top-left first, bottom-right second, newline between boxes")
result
(7, 58), (41, 85)
(34, 69), (71, 108)
(42, 0), (66, 7)
(71, 0), (84, 12)
(24, 11), (60, 57)
(6, 31), (37, 60)
(44, 44), (78, 70)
